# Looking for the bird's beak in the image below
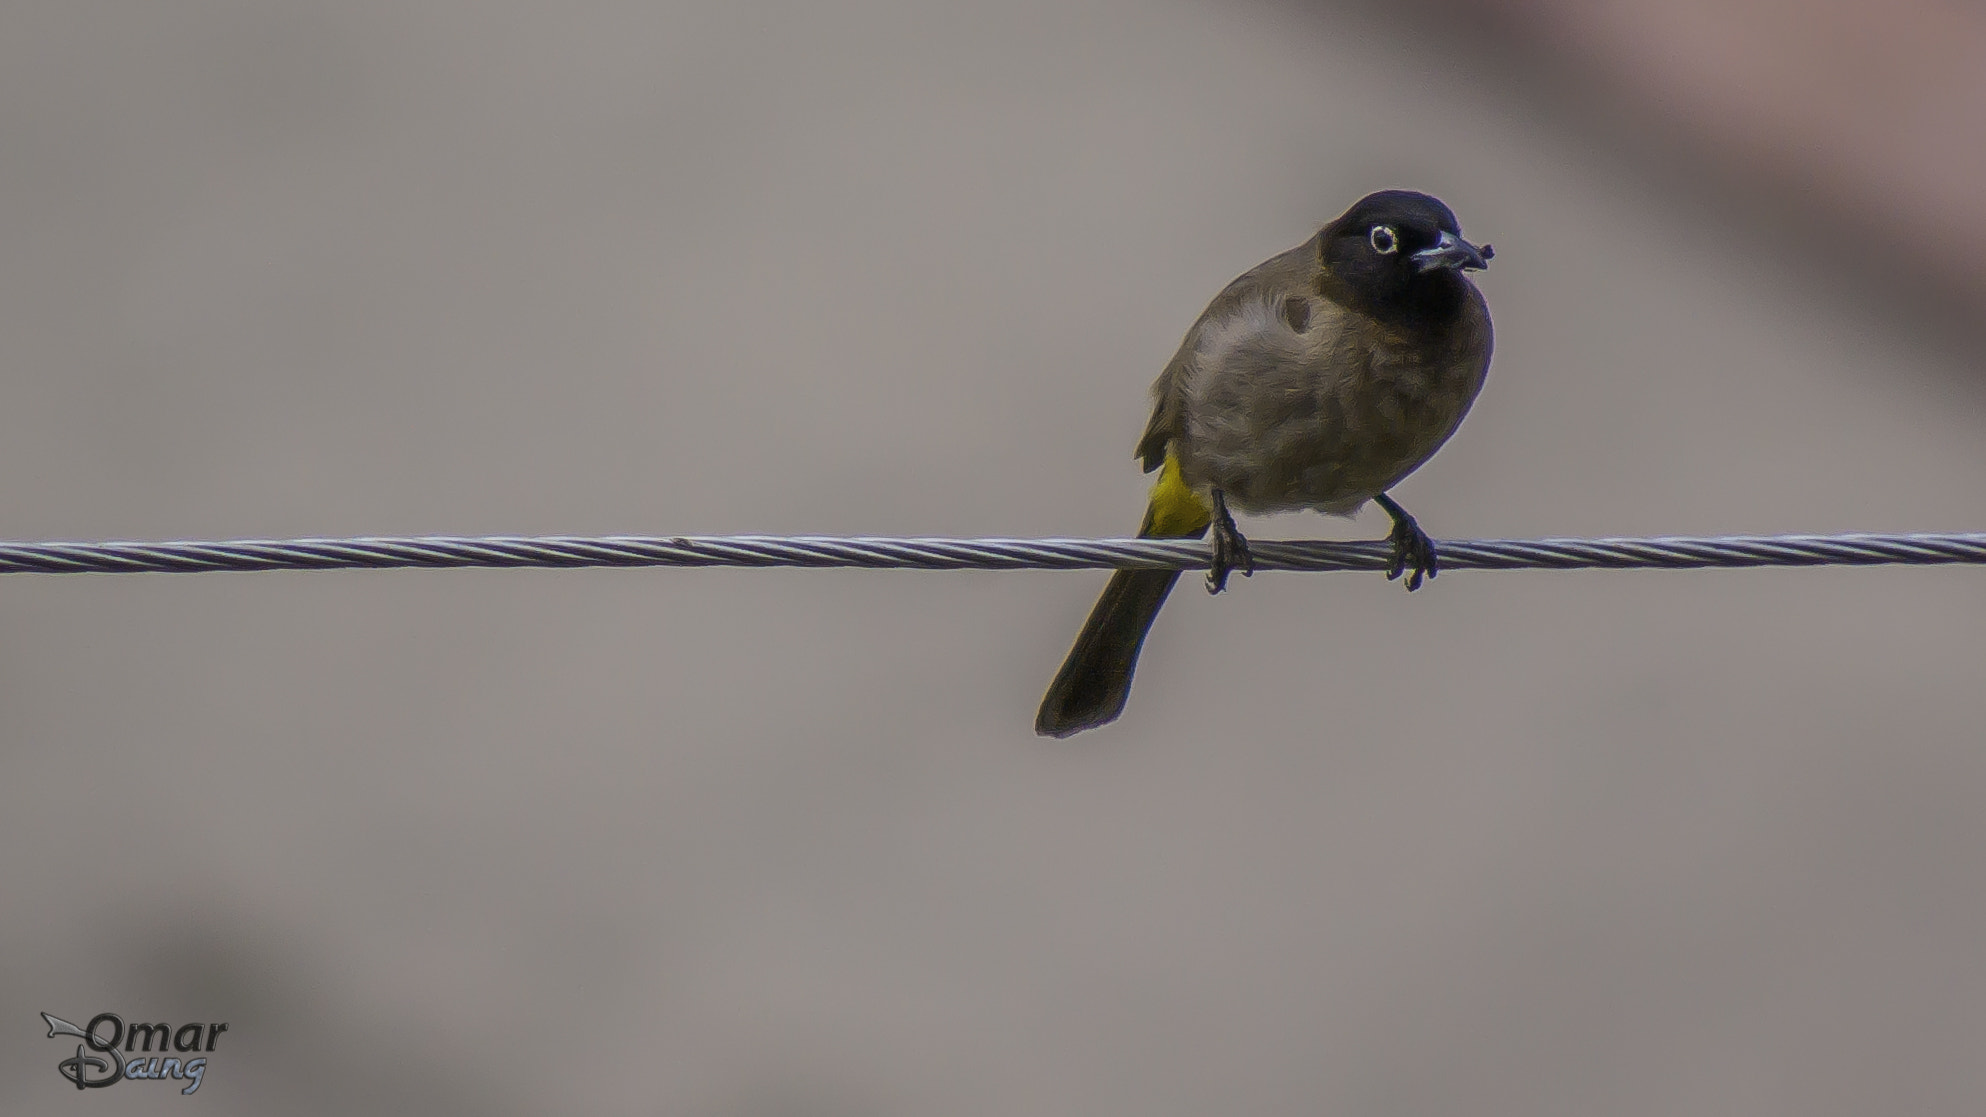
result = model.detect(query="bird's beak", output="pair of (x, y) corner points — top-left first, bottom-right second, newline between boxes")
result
(1412, 230), (1492, 273)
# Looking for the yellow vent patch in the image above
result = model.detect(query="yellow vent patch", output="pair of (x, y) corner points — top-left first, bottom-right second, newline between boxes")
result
(1140, 449), (1213, 538)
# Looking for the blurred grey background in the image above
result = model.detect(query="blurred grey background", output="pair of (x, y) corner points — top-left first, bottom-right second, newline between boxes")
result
(3, 1), (1985, 1113)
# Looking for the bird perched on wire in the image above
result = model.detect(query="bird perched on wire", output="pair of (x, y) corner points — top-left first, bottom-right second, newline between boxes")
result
(1036, 189), (1494, 738)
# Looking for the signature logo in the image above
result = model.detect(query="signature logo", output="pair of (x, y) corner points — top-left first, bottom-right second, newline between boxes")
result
(41, 1012), (227, 1096)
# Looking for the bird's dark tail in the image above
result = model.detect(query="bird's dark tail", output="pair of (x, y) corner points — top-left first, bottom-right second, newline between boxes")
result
(1035, 453), (1211, 738)
(1034, 565), (1188, 737)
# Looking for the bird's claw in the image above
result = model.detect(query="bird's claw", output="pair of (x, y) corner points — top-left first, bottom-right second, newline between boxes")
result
(1385, 514), (1438, 591)
(1206, 491), (1252, 594)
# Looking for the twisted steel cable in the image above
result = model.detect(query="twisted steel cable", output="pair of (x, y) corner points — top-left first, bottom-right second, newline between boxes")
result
(0, 531), (1981, 575)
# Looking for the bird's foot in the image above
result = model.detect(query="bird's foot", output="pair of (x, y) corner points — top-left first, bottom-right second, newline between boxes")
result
(1374, 493), (1437, 591)
(1206, 489), (1252, 594)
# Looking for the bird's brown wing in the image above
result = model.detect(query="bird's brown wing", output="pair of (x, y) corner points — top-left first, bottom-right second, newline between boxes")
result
(1134, 236), (1323, 472)
(1135, 348), (1192, 473)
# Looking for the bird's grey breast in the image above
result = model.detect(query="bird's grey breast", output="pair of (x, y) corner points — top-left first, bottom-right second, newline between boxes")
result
(1177, 285), (1489, 515)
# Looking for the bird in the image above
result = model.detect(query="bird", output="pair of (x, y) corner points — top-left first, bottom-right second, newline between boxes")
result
(1035, 189), (1494, 738)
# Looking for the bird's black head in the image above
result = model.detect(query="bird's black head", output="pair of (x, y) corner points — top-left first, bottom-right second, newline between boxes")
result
(1319, 190), (1491, 321)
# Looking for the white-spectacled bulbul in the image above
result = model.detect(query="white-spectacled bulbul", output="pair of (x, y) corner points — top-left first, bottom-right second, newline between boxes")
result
(1036, 190), (1494, 737)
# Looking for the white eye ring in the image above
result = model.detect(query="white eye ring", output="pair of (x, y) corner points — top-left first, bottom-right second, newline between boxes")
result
(1369, 225), (1398, 255)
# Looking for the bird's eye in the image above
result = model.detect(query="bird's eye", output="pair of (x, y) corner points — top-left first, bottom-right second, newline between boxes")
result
(1369, 226), (1398, 255)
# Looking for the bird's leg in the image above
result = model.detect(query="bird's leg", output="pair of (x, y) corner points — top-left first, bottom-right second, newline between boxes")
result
(1206, 488), (1253, 594)
(1373, 492), (1437, 591)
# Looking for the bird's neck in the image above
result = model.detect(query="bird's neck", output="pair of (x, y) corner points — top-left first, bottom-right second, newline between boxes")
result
(1318, 268), (1472, 331)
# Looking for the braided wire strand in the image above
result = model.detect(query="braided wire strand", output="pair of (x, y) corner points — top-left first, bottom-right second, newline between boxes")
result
(0, 532), (1981, 575)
